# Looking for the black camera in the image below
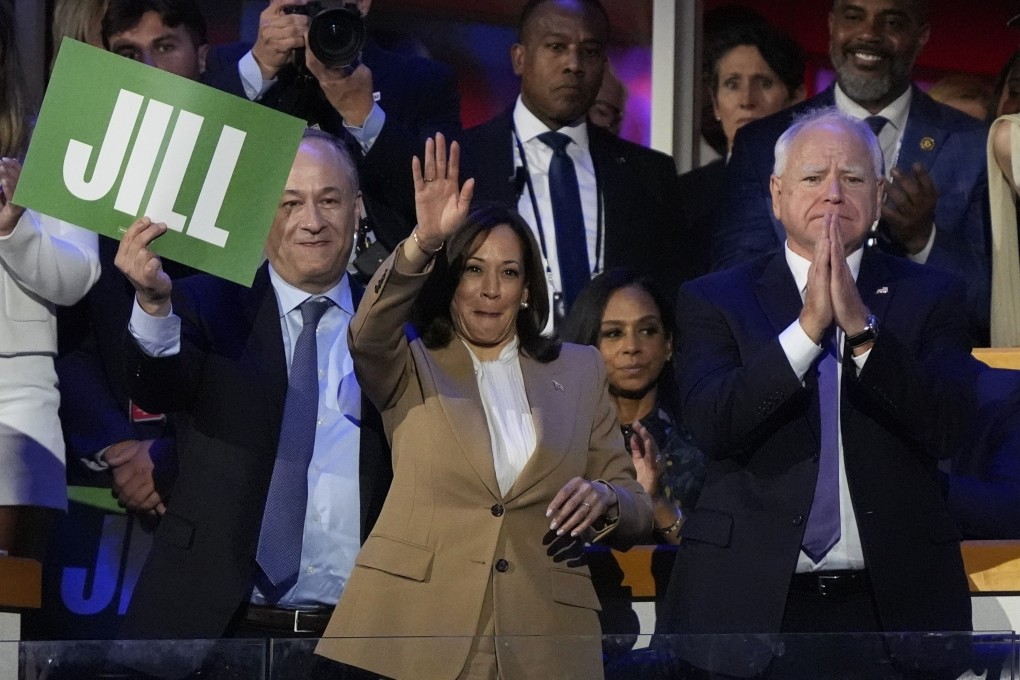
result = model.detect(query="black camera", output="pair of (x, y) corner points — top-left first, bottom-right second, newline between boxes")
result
(283, 1), (366, 70)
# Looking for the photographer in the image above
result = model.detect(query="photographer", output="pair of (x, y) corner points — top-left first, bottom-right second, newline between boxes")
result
(206, 0), (462, 277)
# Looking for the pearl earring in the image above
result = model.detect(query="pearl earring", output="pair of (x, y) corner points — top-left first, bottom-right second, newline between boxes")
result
(520, 301), (529, 309)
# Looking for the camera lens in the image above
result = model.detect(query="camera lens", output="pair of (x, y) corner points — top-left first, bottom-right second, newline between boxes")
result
(308, 7), (367, 69)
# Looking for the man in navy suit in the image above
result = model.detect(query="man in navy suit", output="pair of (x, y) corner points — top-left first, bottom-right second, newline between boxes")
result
(462, 0), (690, 325)
(714, 0), (991, 345)
(112, 131), (391, 656)
(658, 109), (973, 678)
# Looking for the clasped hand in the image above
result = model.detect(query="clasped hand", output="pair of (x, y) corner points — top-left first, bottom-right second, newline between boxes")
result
(799, 214), (871, 349)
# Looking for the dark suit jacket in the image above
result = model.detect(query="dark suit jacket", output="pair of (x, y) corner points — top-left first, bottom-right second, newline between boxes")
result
(713, 85), (991, 345)
(118, 266), (391, 640)
(205, 39), (461, 250)
(658, 249), (973, 650)
(56, 236), (200, 487)
(462, 108), (692, 299)
(677, 158), (725, 281)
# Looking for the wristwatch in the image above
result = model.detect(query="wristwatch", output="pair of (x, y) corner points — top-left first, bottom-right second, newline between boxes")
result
(846, 314), (879, 349)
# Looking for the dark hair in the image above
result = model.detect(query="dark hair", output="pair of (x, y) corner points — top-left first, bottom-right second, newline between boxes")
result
(517, 0), (610, 42)
(0, 0), (32, 158)
(706, 21), (805, 98)
(101, 0), (207, 49)
(991, 48), (1020, 122)
(411, 203), (560, 363)
(561, 267), (679, 413)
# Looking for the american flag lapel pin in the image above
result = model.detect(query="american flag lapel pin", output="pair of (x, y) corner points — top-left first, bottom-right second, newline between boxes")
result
(553, 380), (564, 391)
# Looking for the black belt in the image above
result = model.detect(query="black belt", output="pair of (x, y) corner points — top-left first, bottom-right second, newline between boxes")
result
(244, 604), (333, 634)
(789, 570), (871, 597)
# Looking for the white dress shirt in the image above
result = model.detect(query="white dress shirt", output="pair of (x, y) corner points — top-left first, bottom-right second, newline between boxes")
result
(129, 266), (362, 608)
(777, 243), (869, 572)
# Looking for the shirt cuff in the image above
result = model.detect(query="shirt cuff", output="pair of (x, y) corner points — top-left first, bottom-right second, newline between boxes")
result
(239, 49), (277, 101)
(342, 102), (385, 153)
(129, 297), (182, 357)
(907, 224), (936, 264)
(850, 346), (872, 375)
(779, 320), (824, 382)
(81, 447), (112, 472)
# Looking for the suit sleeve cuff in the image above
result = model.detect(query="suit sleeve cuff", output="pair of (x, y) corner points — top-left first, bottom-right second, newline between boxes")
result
(129, 298), (182, 357)
(907, 224), (937, 264)
(342, 103), (386, 153)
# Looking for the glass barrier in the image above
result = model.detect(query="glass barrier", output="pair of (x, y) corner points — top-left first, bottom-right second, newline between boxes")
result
(6, 632), (1017, 679)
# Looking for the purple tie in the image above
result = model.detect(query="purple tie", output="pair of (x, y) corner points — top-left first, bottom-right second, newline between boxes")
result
(802, 337), (841, 563)
(256, 297), (331, 594)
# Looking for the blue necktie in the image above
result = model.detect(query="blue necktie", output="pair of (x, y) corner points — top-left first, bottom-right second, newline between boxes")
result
(257, 297), (331, 593)
(538, 131), (590, 310)
(801, 337), (841, 563)
(865, 115), (888, 137)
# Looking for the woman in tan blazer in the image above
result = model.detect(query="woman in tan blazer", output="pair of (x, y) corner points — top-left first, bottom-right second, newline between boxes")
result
(317, 136), (652, 680)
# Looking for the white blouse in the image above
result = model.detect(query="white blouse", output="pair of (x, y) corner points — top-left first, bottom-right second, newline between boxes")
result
(465, 337), (537, 497)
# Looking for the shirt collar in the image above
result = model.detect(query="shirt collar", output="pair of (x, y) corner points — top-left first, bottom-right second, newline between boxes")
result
(784, 241), (864, 298)
(463, 335), (521, 368)
(267, 264), (354, 317)
(834, 83), (911, 134)
(512, 95), (590, 153)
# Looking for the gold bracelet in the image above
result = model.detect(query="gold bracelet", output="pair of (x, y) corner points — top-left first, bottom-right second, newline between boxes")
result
(653, 511), (683, 536)
(411, 226), (444, 257)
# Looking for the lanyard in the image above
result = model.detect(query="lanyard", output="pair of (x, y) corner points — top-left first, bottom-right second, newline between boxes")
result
(510, 124), (605, 279)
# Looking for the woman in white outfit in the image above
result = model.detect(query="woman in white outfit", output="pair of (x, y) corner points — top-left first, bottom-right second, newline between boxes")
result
(0, 0), (99, 560)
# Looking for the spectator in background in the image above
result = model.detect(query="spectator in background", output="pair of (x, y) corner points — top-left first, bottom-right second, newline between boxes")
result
(206, 0), (462, 278)
(464, 0), (688, 330)
(0, 0), (100, 562)
(715, 0), (992, 347)
(679, 20), (805, 279)
(588, 61), (626, 135)
(49, 0), (108, 73)
(563, 268), (704, 544)
(928, 72), (992, 121)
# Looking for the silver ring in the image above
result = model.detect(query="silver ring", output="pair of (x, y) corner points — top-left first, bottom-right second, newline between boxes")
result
(582, 502), (591, 508)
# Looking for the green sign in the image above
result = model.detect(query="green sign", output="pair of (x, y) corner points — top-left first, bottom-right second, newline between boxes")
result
(15, 39), (306, 286)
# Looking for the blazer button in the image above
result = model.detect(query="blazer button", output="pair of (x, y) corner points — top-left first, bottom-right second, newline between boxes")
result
(495, 559), (509, 573)
(792, 515), (804, 526)
(490, 503), (504, 517)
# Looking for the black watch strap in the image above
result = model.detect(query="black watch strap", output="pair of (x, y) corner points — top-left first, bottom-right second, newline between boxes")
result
(846, 314), (878, 349)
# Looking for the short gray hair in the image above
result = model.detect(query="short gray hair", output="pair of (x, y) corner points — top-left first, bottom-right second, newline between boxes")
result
(299, 127), (359, 195)
(772, 107), (884, 179)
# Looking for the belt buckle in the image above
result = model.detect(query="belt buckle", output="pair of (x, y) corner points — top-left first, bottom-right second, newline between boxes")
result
(817, 573), (837, 596)
(293, 609), (315, 634)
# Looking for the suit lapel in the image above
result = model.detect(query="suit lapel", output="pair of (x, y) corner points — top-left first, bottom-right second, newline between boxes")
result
(856, 248), (895, 325)
(430, 340), (502, 500)
(243, 265), (288, 423)
(504, 353), (574, 501)
(469, 108), (518, 206)
(588, 125), (627, 264)
(754, 253), (803, 337)
(896, 87), (946, 173)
